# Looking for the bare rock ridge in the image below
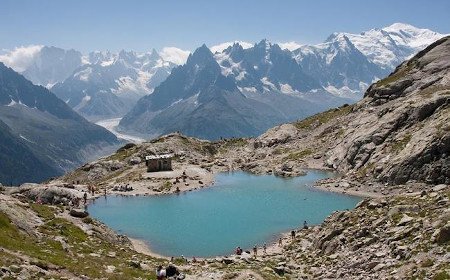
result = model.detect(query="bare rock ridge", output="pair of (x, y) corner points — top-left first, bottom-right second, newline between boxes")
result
(326, 36), (450, 185)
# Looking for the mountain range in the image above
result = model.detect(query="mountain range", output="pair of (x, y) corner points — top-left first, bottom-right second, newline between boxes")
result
(0, 23), (446, 140)
(119, 43), (347, 140)
(118, 23), (446, 139)
(292, 22), (445, 99)
(0, 62), (120, 185)
(50, 50), (176, 121)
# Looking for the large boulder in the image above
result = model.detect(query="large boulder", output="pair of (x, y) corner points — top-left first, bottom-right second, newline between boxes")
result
(69, 208), (89, 218)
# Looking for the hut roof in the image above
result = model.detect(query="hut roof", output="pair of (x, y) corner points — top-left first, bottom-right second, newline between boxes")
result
(145, 154), (173, 160)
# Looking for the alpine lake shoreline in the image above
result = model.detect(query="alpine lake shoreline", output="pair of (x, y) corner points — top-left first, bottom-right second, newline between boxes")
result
(82, 167), (365, 260)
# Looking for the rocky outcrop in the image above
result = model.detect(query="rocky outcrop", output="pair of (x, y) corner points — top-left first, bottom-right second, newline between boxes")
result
(13, 184), (82, 205)
(326, 36), (450, 185)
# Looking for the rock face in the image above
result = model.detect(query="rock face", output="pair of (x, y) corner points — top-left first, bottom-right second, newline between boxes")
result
(22, 46), (83, 87)
(325, 36), (450, 185)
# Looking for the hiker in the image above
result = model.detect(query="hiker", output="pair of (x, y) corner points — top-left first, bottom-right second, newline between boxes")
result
(291, 230), (296, 240)
(156, 265), (166, 280)
(253, 245), (257, 257)
(303, 220), (308, 229)
(278, 237), (283, 246)
(104, 187), (107, 196)
(235, 246), (242, 255)
(166, 263), (178, 278)
(263, 243), (267, 254)
(83, 192), (87, 204)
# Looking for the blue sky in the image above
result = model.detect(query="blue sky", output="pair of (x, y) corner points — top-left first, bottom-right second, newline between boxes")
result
(1, 0), (449, 52)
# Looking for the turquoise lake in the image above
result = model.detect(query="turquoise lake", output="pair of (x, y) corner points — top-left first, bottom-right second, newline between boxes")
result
(88, 170), (361, 257)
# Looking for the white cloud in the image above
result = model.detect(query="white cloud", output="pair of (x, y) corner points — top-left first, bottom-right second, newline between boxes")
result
(210, 41), (253, 53)
(0, 45), (43, 72)
(278, 41), (302, 51)
(159, 47), (190, 65)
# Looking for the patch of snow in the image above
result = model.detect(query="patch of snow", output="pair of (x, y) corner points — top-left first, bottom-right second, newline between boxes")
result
(235, 71), (246, 81)
(46, 82), (57, 89)
(169, 98), (183, 107)
(215, 51), (245, 78)
(159, 47), (190, 65)
(210, 41), (253, 53)
(278, 41), (303, 51)
(74, 67), (93, 81)
(261, 77), (277, 91)
(82, 95), (91, 102)
(81, 55), (90, 65)
(325, 85), (362, 101)
(100, 57), (115, 67)
(7, 99), (17, 106)
(280, 83), (299, 94)
(238, 86), (257, 93)
(19, 134), (35, 144)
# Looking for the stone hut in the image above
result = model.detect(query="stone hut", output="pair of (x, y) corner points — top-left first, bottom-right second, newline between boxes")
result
(145, 154), (173, 172)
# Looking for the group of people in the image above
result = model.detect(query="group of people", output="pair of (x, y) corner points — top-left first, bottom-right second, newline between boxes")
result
(235, 221), (310, 258)
(235, 243), (267, 257)
(112, 184), (134, 192)
(156, 263), (184, 280)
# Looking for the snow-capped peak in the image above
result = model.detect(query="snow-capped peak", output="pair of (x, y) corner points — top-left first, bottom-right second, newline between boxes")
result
(383, 22), (423, 33)
(382, 22), (446, 49)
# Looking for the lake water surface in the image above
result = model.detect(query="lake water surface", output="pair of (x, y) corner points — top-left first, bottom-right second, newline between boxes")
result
(88, 170), (361, 257)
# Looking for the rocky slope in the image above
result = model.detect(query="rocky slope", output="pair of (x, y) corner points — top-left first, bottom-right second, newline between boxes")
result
(0, 119), (55, 185)
(0, 187), (165, 279)
(0, 62), (121, 185)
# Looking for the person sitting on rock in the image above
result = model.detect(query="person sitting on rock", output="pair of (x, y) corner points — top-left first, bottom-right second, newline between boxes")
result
(253, 245), (258, 257)
(303, 220), (308, 229)
(235, 246), (242, 255)
(156, 265), (166, 280)
(166, 262), (178, 278)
